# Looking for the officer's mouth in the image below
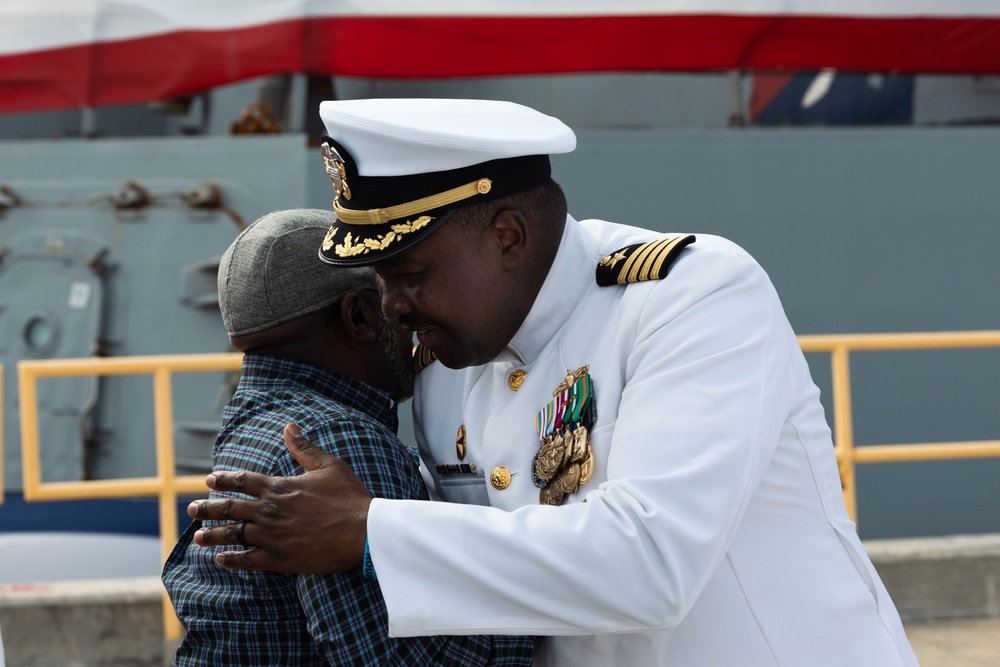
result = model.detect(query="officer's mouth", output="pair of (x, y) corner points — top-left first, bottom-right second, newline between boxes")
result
(414, 326), (441, 348)
(401, 316), (442, 348)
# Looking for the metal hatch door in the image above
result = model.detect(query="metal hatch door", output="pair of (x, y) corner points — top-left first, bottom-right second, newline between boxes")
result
(0, 230), (109, 486)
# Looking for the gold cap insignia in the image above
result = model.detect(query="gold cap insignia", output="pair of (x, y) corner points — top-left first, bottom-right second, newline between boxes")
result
(321, 142), (351, 201)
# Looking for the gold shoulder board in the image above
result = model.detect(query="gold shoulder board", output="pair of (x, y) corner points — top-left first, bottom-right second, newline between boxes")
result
(412, 344), (438, 374)
(595, 235), (695, 286)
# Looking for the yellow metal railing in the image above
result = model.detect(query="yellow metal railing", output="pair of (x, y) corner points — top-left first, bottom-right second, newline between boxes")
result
(13, 331), (1000, 639)
(17, 353), (243, 640)
(798, 330), (1000, 522)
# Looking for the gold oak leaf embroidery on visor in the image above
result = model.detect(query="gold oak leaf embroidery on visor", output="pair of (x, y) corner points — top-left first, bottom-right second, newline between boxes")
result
(322, 226), (337, 251)
(334, 216), (434, 258)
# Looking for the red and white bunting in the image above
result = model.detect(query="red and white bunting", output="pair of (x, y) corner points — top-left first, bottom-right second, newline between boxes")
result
(2, 0), (999, 113)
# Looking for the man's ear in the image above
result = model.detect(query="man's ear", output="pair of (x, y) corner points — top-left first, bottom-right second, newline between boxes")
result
(335, 292), (377, 343)
(492, 209), (528, 270)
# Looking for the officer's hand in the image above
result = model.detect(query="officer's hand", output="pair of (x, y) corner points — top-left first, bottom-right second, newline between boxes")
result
(189, 422), (372, 574)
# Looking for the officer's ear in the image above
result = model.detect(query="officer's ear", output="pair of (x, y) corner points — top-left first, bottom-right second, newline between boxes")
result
(492, 208), (528, 270)
(332, 291), (377, 343)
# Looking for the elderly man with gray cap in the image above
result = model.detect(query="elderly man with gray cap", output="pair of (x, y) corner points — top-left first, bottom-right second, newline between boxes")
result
(162, 209), (534, 666)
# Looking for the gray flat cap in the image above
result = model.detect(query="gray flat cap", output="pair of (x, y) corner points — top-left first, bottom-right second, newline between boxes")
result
(218, 209), (376, 337)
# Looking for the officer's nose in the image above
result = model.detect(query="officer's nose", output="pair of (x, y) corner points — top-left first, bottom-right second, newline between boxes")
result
(375, 274), (410, 321)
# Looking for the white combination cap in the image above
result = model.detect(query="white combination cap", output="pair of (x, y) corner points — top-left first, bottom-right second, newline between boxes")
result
(315, 98), (577, 266)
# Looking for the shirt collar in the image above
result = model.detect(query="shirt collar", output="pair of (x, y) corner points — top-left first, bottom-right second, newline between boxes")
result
(503, 215), (594, 365)
(238, 353), (399, 430)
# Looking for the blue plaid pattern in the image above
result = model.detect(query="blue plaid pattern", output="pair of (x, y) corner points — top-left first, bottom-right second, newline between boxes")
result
(163, 354), (533, 666)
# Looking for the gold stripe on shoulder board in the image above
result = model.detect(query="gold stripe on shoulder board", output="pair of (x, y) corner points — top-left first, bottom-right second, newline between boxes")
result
(595, 235), (696, 286)
(412, 344), (438, 373)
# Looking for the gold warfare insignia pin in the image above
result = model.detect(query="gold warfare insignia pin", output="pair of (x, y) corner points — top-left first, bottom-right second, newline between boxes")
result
(456, 424), (467, 461)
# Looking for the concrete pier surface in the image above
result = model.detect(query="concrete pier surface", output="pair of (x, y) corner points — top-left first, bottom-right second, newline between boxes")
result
(0, 533), (998, 666)
(906, 617), (1000, 667)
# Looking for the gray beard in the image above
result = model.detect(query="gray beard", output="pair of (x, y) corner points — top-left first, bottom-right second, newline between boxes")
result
(375, 312), (414, 401)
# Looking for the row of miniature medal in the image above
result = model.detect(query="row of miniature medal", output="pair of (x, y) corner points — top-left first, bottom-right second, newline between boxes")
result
(531, 365), (597, 505)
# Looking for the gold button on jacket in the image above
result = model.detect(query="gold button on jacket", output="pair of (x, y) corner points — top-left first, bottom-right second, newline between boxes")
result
(508, 369), (527, 391)
(490, 466), (512, 490)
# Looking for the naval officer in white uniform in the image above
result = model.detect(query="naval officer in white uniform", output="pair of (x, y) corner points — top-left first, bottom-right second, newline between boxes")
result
(190, 98), (919, 667)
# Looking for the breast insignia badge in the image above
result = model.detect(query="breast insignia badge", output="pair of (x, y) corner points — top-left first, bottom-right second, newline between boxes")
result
(531, 365), (597, 505)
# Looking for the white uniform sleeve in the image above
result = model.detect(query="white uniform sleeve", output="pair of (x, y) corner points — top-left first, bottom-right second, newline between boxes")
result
(369, 245), (799, 636)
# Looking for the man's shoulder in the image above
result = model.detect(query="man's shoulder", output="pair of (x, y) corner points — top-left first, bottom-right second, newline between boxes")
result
(223, 385), (399, 459)
(224, 389), (424, 487)
(579, 217), (747, 258)
(225, 385), (353, 423)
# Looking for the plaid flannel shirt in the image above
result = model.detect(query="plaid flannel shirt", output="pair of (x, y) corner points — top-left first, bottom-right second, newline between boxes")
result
(163, 354), (534, 666)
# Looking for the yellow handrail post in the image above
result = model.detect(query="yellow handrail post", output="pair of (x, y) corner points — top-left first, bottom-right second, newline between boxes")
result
(18, 361), (42, 500)
(830, 345), (858, 523)
(153, 365), (183, 641)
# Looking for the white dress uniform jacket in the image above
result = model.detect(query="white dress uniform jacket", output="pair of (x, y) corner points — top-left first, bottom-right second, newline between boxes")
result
(368, 215), (918, 667)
